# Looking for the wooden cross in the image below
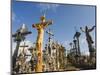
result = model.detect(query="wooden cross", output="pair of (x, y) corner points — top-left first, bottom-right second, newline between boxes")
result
(12, 24), (31, 73)
(32, 15), (53, 72)
(46, 29), (54, 56)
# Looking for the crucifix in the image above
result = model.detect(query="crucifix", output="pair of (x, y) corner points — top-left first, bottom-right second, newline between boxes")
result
(80, 26), (95, 60)
(32, 15), (53, 72)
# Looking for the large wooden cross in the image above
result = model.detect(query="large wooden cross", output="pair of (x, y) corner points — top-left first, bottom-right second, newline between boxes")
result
(32, 15), (53, 72)
(12, 24), (31, 74)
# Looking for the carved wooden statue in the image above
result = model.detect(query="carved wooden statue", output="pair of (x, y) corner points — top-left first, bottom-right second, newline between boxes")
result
(32, 15), (53, 72)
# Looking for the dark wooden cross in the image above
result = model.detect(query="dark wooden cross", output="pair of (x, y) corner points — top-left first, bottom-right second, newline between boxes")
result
(12, 24), (31, 72)
(73, 31), (81, 56)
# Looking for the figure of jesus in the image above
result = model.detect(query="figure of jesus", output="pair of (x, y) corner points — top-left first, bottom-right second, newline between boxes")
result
(32, 15), (53, 72)
(80, 26), (95, 57)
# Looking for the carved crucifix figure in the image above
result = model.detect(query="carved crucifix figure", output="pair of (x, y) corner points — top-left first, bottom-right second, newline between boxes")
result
(80, 26), (95, 59)
(32, 15), (53, 72)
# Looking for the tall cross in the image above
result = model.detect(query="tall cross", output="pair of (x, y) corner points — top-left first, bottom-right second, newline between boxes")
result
(12, 31), (23, 70)
(46, 29), (54, 56)
(80, 26), (96, 62)
(12, 24), (31, 73)
(32, 15), (53, 72)
(73, 31), (81, 56)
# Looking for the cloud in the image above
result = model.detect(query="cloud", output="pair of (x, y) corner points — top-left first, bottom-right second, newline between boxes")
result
(12, 11), (21, 23)
(37, 3), (60, 13)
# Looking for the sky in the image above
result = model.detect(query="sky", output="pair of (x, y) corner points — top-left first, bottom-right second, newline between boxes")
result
(12, 0), (96, 55)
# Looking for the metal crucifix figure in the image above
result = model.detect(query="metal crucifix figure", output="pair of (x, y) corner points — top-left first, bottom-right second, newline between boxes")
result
(32, 15), (53, 72)
(80, 25), (96, 60)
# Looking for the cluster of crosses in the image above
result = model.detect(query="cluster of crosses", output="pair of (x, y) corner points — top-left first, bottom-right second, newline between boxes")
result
(68, 26), (96, 64)
(12, 15), (53, 74)
(12, 15), (96, 74)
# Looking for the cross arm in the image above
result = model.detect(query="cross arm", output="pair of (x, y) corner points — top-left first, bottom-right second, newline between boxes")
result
(21, 31), (32, 36)
(46, 20), (53, 25)
(43, 20), (53, 28)
(46, 31), (54, 36)
(32, 24), (38, 29)
(88, 26), (96, 32)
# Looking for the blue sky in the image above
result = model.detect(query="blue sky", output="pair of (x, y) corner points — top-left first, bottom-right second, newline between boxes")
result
(12, 1), (96, 55)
